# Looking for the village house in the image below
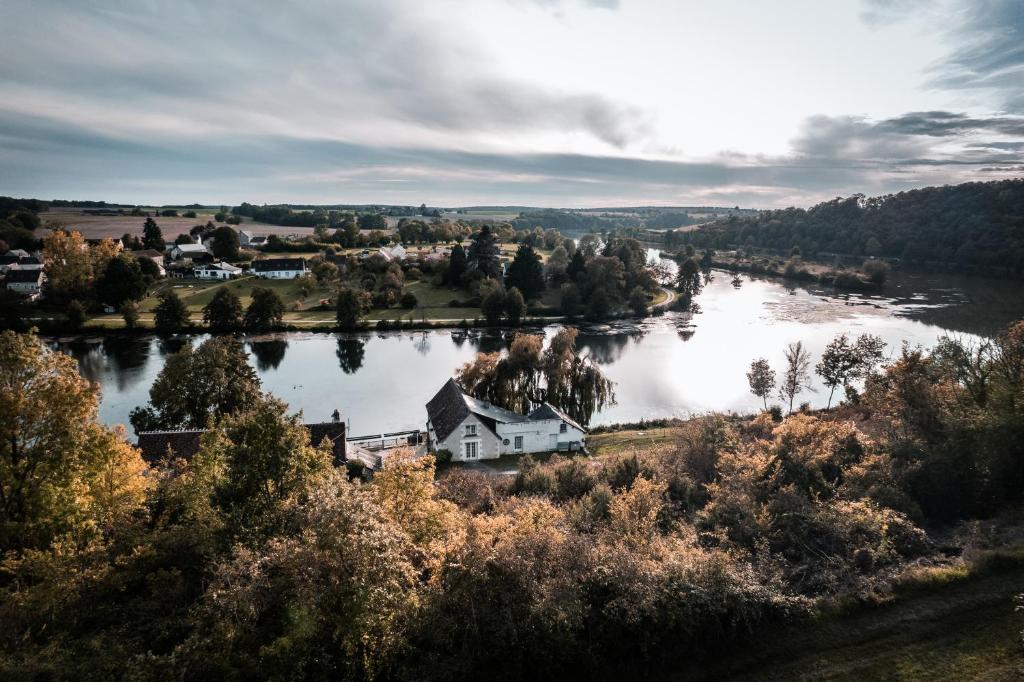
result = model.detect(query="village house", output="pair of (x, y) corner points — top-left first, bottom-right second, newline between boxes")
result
(425, 378), (586, 461)
(3, 268), (45, 299)
(136, 420), (347, 464)
(169, 242), (210, 261)
(194, 261), (242, 280)
(239, 230), (267, 247)
(252, 257), (308, 279)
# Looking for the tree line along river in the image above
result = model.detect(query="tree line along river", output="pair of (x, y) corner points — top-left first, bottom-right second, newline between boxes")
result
(48, 264), (1024, 437)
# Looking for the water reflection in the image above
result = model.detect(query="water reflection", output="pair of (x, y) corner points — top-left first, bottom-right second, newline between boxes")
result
(336, 337), (365, 374)
(48, 265), (1024, 435)
(249, 339), (289, 371)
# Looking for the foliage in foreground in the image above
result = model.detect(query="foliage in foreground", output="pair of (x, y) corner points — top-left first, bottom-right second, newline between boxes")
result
(1, 321), (1023, 680)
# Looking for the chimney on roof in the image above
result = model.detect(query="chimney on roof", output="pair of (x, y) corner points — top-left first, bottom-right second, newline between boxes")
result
(331, 409), (341, 423)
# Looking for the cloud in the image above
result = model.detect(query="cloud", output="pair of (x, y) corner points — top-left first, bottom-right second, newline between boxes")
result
(926, 0), (1024, 112)
(859, 0), (932, 27)
(0, 0), (647, 150)
(1, 106), (1018, 209)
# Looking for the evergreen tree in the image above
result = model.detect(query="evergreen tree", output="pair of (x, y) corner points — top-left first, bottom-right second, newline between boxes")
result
(447, 243), (468, 285)
(142, 217), (165, 251)
(567, 250), (587, 282)
(506, 244), (545, 301)
(467, 225), (501, 279)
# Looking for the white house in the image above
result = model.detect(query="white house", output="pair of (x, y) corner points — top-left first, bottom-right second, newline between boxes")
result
(252, 258), (308, 279)
(170, 243), (209, 260)
(239, 230), (255, 246)
(4, 268), (44, 299)
(425, 378), (586, 461)
(194, 261), (242, 280)
(389, 243), (407, 260)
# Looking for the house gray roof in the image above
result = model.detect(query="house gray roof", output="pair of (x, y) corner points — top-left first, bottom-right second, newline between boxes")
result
(253, 258), (307, 272)
(4, 269), (43, 284)
(527, 403), (585, 433)
(427, 378), (580, 441)
(137, 422), (347, 464)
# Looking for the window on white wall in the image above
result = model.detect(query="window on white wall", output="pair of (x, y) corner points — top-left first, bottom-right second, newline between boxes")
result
(560, 423), (567, 433)
(514, 436), (523, 450)
(465, 424), (477, 436)
(464, 441), (478, 459)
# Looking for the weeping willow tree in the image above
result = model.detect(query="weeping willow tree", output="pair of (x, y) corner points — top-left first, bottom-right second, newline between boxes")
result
(456, 328), (615, 426)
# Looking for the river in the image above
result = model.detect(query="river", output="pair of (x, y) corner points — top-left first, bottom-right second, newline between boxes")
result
(50, 267), (1024, 436)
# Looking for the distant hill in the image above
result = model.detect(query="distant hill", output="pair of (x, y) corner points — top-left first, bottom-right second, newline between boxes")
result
(679, 180), (1024, 276)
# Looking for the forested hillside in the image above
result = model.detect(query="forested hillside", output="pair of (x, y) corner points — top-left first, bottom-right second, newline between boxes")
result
(680, 180), (1024, 276)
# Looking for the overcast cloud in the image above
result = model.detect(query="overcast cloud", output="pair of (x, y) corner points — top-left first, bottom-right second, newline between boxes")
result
(0, 0), (1020, 207)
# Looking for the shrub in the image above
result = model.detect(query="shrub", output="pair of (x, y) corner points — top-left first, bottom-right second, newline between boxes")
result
(400, 292), (418, 309)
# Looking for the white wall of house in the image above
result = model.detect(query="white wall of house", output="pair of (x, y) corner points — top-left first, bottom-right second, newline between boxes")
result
(496, 419), (586, 455)
(257, 269), (305, 279)
(6, 281), (41, 294)
(429, 412), (502, 461)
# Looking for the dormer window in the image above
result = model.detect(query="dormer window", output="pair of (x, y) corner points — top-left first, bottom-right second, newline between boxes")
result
(559, 422), (567, 433)
(465, 424), (477, 437)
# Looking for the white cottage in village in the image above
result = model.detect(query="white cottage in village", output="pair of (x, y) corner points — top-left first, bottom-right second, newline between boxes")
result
(252, 258), (308, 279)
(425, 379), (586, 461)
(194, 261), (242, 280)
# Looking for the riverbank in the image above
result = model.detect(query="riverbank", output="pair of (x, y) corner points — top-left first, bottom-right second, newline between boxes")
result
(24, 280), (676, 335)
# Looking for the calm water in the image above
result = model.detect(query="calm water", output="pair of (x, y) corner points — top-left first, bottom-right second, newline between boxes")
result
(51, 267), (1024, 436)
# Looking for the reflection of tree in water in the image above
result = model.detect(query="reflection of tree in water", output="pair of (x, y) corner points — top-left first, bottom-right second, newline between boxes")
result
(413, 332), (431, 356)
(101, 336), (152, 391)
(336, 337), (365, 374)
(249, 339), (289, 371)
(157, 337), (188, 357)
(576, 332), (636, 364)
(57, 340), (106, 383)
(466, 331), (506, 355)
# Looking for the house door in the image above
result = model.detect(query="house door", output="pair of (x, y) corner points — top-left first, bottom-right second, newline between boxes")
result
(549, 433), (557, 450)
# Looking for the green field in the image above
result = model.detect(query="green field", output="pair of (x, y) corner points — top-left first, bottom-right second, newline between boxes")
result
(695, 560), (1024, 681)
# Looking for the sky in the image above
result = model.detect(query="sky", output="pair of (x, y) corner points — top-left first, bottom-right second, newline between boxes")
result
(0, 0), (1021, 208)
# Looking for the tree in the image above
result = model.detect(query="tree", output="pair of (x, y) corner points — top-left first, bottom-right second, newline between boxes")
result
(676, 257), (702, 301)
(209, 226), (240, 260)
(504, 287), (526, 324)
(42, 229), (94, 304)
(154, 290), (189, 333)
(628, 287), (648, 316)
(120, 302), (140, 329)
(0, 330), (150, 550)
(746, 358), (776, 410)
(142, 216), (165, 250)
(457, 328), (615, 426)
(506, 244), (545, 301)
(446, 243), (468, 285)
(862, 259), (890, 285)
(815, 334), (886, 408)
(204, 395), (332, 536)
(336, 287), (368, 331)
(175, 233), (195, 245)
(203, 288), (243, 332)
(312, 259), (339, 286)
(244, 287), (285, 331)
(96, 254), (147, 306)
(481, 285), (506, 326)
(560, 283), (583, 317)
(66, 299), (87, 330)
(546, 245), (569, 283)
(468, 225), (501, 279)
(779, 341), (812, 413)
(567, 250), (587, 282)
(401, 292), (418, 309)
(129, 336), (262, 432)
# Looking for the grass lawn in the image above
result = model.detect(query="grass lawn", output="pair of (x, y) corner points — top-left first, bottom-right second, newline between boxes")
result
(691, 560), (1024, 681)
(587, 426), (683, 457)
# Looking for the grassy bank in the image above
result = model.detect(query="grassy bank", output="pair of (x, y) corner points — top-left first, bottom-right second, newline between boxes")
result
(693, 551), (1024, 681)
